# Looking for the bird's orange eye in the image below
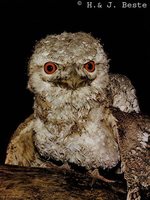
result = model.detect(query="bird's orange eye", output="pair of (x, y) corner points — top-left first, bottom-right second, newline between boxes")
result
(84, 61), (95, 72)
(44, 62), (57, 74)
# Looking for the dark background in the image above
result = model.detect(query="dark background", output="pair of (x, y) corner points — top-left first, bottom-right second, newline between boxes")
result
(0, 1), (150, 163)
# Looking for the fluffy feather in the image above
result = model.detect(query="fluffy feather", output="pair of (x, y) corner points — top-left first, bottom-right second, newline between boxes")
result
(5, 32), (139, 173)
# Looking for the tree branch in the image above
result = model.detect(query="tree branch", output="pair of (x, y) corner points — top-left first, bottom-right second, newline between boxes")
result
(0, 164), (126, 200)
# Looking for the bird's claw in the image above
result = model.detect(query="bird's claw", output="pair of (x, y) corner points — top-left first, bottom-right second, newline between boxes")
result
(88, 169), (116, 185)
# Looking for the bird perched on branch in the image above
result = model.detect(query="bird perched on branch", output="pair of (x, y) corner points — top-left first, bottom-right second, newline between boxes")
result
(5, 32), (139, 181)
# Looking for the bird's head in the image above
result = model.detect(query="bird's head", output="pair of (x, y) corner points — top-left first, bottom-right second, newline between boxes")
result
(28, 32), (109, 96)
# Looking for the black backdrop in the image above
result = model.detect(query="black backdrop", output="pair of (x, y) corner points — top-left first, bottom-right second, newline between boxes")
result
(0, 0), (150, 163)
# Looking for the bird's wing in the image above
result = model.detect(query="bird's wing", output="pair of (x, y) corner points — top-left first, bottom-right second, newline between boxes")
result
(109, 74), (140, 113)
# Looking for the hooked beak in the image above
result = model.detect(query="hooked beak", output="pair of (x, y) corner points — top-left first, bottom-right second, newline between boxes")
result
(60, 69), (88, 89)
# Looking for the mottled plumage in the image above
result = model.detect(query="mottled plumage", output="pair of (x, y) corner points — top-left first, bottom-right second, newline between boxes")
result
(5, 32), (139, 177)
(112, 108), (150, 200)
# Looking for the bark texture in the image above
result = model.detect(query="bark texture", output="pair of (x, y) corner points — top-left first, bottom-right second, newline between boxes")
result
(0, 164), (126, 200)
